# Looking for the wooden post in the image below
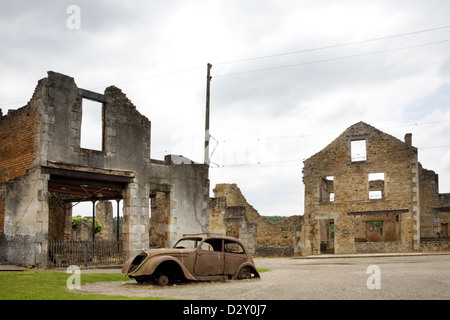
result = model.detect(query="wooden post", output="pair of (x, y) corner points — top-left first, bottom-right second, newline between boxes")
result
(92, 200), (96, 242)
(116, 199), (120, 243)
(204, 63), (212, 165)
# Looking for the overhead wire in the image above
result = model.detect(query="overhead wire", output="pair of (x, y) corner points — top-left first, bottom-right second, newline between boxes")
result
(214, 25), (450, 66)
(215, 119), (450, 144)
(2, 24), (450, 107)
(214, 39), (450, 78)
(210, 119), (450, 168)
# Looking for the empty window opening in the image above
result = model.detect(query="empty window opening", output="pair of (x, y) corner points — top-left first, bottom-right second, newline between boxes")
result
(351, 140), (367, 162)
(366, 221), (383, 242)
(369, 173), (385, 199)
(80, 98), (103, 151)
(320, 176), (334, 203)
(224, 240), (245, 254)
(441, 223), (448, 237)
(369, 190), (383, 199)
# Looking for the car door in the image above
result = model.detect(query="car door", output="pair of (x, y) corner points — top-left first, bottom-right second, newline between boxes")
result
(224, 240), (247, 276)
(194, 238), (224, 276)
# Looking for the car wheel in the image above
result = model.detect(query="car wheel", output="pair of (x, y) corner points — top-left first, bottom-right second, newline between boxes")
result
(238, 266), (251, 280)
(156, 274), (169, 286)
(135, 276), (151, 284)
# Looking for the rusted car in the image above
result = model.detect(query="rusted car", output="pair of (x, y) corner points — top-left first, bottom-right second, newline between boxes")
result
(122, 234), (260, 285)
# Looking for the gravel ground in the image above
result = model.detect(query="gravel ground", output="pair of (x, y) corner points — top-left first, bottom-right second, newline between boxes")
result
(78, 254), (450, 300)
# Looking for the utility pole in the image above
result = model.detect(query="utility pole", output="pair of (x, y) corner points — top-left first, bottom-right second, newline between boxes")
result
(204, 63), (212, 165)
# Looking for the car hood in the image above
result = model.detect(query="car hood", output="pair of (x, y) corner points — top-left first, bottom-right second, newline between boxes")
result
(143, 247), (195, 257)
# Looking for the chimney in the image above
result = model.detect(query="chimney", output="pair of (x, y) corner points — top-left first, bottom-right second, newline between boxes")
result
(404, 133), (412, 147)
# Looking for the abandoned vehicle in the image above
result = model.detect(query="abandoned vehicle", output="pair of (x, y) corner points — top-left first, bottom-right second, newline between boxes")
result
(122, 234), (260, 285)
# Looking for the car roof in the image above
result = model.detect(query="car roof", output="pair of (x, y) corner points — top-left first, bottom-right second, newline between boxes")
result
(181, 234), (244, 242)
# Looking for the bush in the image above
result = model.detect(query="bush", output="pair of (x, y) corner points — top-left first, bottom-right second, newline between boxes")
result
(72, 216), (102, 234)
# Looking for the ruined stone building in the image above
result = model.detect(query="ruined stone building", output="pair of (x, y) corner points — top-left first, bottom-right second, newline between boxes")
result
(300, 121), (450, 255)
(209, 183), (303, 256)
(0, 71), (209, 268)
(2, 72), (448, 267)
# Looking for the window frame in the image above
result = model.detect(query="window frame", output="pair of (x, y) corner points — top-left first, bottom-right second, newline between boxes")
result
(350, 139), (367, 162)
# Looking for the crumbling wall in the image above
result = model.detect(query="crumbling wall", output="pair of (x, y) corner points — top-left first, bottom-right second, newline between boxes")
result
(95, 201), (114, 240)
(419, 165), (450, 240)
(150, 191), (170, 248)
(0, 89), (49, 265)
(48, 195), (71, 241)
(0, 104), (41, 183)
(302, 122), (420, 255)
(167, 156), (210, 247)
(0, 71), (210, 267)
(210, 183), (303, 256)
(0, 169), (49, 266)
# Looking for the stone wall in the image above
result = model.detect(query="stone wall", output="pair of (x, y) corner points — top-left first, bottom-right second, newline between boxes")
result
(209, 183), (303, 256)
(421, 239), (450, 251)
(95, 201), (115, 240)
(302, 122), (419, 255)
(0, 71), (210, 267)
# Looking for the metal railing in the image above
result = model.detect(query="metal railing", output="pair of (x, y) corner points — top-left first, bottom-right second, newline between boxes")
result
(320, 239), (335, 253)
(48, 240), (123, 268)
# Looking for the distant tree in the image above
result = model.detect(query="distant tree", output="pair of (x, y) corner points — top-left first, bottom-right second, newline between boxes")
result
(262, 216), (287, 223)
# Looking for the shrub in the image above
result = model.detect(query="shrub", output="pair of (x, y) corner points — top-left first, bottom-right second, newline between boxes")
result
(72, 216), (102, 234)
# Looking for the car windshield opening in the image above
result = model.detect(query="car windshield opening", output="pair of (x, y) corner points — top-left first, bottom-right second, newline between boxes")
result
(173, 238), (202, 249)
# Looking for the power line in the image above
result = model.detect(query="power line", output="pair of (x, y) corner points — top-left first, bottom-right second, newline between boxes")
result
(2, 25), (450, 107)
(125, 77), (204, 94)
(93, 25), (450, 90)
(210, 120), (450, 168)
(90, 66), (204, 91)
(95, 25), (450, 92)
(215, 119), (450, 144)
(214, 25), (450, 66)
(215, 39), (450, 78)
(211, 143), (450, 169)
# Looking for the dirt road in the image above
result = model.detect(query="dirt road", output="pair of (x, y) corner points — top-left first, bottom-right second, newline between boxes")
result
(79, 254), (450, 300)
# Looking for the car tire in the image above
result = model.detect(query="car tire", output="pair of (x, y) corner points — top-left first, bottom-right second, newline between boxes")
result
(238, 266), (251, 280)
(135, 276), (151, 284)
(156, 274), (169, 286)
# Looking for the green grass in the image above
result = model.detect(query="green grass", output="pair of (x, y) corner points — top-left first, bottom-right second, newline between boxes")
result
(0, 268), (271, 300)
(0, 271), (162, 300)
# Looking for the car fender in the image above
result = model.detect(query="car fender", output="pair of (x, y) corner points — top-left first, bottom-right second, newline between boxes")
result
(121, 257), (133, 274)
(141, 255), (197, 281)
(232, 262), (260, 280)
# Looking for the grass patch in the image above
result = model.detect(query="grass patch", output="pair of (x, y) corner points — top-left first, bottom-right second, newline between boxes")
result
(0, 271), (162, 300)
(0, 268), (271, 300)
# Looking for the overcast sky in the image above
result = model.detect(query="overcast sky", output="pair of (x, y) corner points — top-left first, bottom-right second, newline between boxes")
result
(1, 0), (450, 216)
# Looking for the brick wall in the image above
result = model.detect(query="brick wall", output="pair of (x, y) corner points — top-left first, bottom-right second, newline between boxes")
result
(0, 105), (41, 235)
(0, 105), (40, 183)
(0, 189), (4, 235)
